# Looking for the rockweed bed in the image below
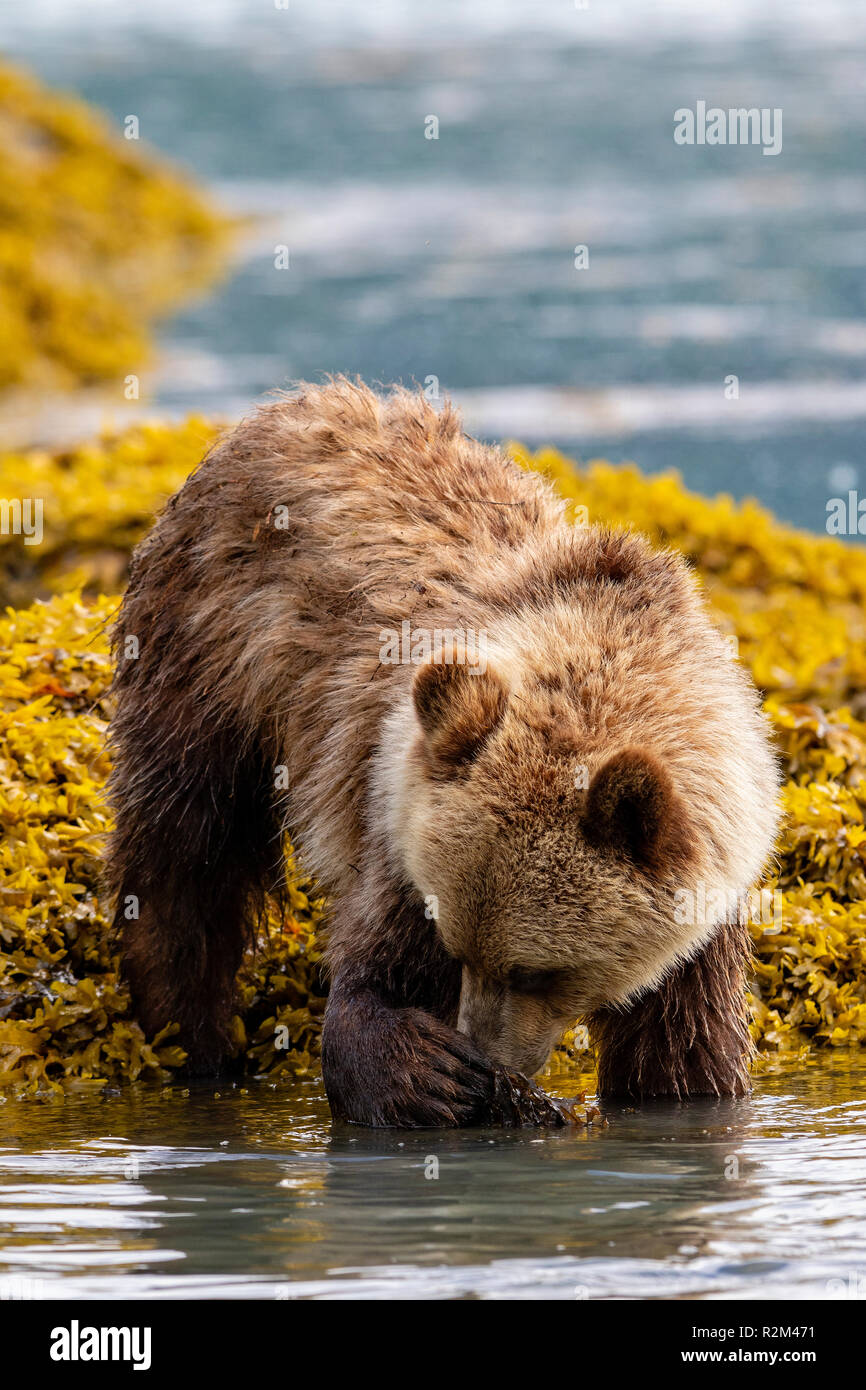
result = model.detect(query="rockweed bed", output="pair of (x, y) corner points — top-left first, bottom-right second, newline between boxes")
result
(0, 61), (231, 397)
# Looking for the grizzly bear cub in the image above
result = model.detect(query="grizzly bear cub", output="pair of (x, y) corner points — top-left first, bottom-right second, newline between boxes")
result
(107, 379), (779, 1127)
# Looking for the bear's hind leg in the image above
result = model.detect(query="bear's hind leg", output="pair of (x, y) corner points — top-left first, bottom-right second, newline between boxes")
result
(589, 917), (753, 1100)
(108, 717), (286, 1073)
(119, 881), (249, 1076)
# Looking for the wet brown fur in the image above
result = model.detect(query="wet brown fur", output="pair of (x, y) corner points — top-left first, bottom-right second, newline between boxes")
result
(106, 378), (779, 1124)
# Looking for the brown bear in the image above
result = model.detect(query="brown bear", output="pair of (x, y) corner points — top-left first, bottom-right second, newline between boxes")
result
(107, 378), (780, 1127)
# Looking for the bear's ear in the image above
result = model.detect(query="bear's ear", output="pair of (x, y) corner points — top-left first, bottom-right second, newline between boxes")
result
(584, 747), (694, 874)
(412, 658), (508, 774)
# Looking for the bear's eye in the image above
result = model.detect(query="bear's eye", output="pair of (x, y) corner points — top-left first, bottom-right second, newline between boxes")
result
(507, 967), (563, 995)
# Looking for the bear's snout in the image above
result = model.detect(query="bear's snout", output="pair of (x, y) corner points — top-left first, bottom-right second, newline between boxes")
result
(457, 966), (561, 1078)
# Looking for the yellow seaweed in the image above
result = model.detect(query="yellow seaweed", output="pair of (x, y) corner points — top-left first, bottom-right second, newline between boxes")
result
(0, 61), (232, 396)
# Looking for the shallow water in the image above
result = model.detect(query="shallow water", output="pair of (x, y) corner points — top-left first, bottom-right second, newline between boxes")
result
(1, 1055), (865, 1300)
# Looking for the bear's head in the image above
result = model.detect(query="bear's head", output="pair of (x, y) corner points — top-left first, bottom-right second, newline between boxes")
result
(387, 628), (778, 1079)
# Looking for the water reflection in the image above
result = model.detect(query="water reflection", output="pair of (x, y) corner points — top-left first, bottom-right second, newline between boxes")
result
(0, 1057), (864, 1298)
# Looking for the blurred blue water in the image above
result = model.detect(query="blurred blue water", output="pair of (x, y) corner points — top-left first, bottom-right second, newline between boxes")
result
(3, 0), (865, 532)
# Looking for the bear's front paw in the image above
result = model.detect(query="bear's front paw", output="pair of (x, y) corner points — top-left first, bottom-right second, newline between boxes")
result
(322, 999), (497, 1128)
(392, 1010), (499, 1127)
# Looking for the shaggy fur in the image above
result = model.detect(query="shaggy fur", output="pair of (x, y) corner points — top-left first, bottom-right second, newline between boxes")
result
(107, 378), (780, 1125)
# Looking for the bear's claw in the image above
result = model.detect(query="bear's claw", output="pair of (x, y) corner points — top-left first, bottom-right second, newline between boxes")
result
(487, 1067), (576, 1127)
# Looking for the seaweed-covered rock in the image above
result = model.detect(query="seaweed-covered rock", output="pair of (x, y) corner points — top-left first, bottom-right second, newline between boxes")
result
(0, 61), (231, 396)
(0, 419), (223, 607)
(0, 593), (326, 1092)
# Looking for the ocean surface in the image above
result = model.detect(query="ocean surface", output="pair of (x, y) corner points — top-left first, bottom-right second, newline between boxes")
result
(2, 1057), (865, 1300)
(2, 0), (865, 526)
